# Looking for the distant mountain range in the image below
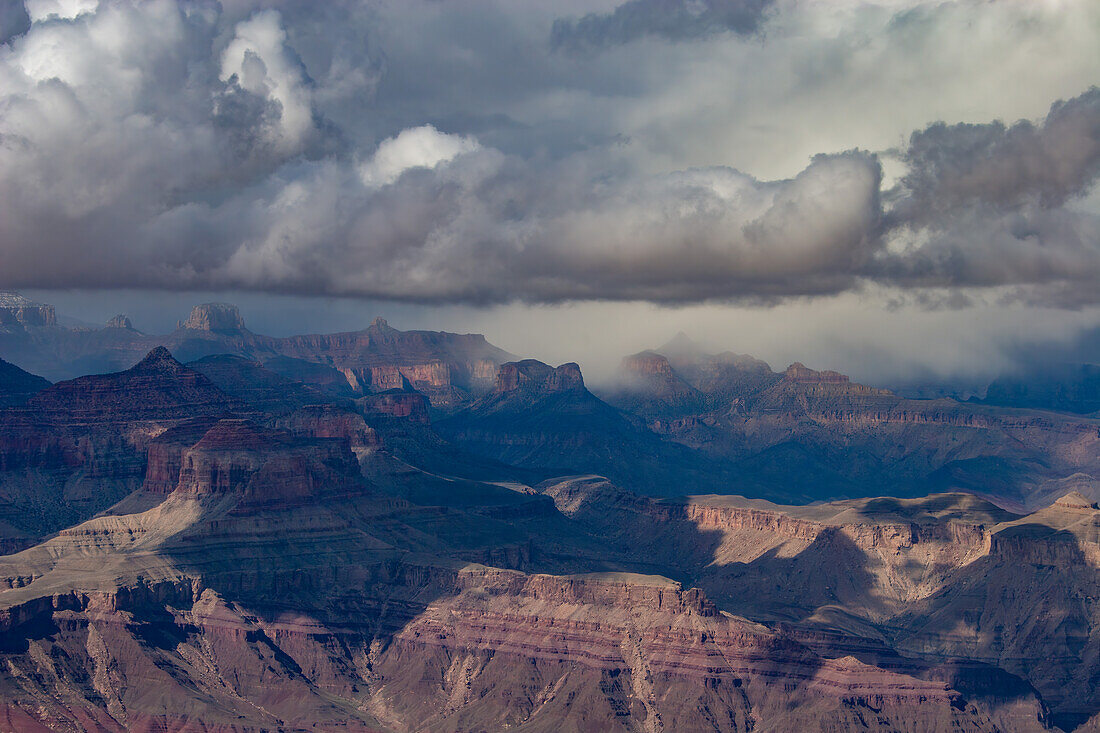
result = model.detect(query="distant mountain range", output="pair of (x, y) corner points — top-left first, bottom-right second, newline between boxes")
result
(0, 294), (512, 409)
(2, 292), (1099, 512)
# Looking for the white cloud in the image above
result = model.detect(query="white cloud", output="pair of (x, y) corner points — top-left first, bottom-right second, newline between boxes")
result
(24, 0), (97, 23)
(220, 9), (315, 153)
(359, 125), (480, 187)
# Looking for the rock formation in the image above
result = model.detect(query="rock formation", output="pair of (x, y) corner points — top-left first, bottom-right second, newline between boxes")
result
(177, 302), (248, 332)
(0, 298), (514, 409)
(0, 437), (1059, 732)
(493, 358), (585, 394)
(603, 350), (706, 420)
(0, 291), (56, 328)
(536, 476), (1100, 730)
(104, 314), (134, 330)
(602, 341), (1100, 507)
(438, 360), (740, 495)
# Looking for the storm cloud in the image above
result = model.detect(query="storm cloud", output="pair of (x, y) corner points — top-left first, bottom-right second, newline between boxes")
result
(876, 87), (1100, 302)
(1, 0), (1099, 307)
(551, 0), (774, 51)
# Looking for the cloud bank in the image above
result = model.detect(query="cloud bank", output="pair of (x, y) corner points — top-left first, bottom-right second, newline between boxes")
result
(0, 0), (1099, 306)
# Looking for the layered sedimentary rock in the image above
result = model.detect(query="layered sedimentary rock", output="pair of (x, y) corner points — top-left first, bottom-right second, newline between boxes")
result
(261, 354), (361, 398)
(186, 353), (330, 416)
(654, 333), (782, 405)
(538, 476), (1100, 730)
(0, 442), (1054, 732)
(438, 360), (739, 495)
(608, 344), (1100, 506)
(359, 390), (431, 424)
(0, 348), (244, 543)
(171, 419), (366, 506)
(23, 346), (237, 424)
(494, 359), (585, 394)
(0, 300), (513, 409)
(0, 292), (56, 328)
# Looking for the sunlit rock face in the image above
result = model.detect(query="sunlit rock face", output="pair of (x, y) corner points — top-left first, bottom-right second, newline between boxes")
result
(0, 447), (1063, 732)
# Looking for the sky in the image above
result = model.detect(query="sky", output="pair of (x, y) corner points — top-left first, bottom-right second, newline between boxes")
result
(3, 0), (1100, 387)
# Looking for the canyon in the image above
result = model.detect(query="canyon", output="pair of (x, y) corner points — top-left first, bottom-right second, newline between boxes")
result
(0, 300), (1099, 730)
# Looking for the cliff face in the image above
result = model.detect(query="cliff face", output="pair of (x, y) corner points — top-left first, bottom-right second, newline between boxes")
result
(438, 360), (739, 495)
(0, 468), (1053, 732)
(0, 349), (242, 545)
(359, 390), (431, 424)
(270, 318), (511, 408)
(187, 353), (328, 416)
(0, 292), (56, 328)
(613, 351), (1100, 507)
(25, 347), (238, 423)
(493, 359), (585, 394)
(535, 476), (1100, 730)
(0, 345), (1094, 730)
(178, 303), (248, 332)
(601, 351), (706, 420)
(170, 420), (366, 507)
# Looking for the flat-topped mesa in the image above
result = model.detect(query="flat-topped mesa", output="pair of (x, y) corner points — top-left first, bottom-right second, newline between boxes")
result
(494, 359), (585, 394)
(0, 291), (57, 328)
(171, 419), (364, 505)
(521, 573), (717, 616)
(178, 303), (247, 332)
(765, 362), (895, 402)
(105, 314), (134, 330)
(786, 362), (850, 384)
(621, 351), (676, 379)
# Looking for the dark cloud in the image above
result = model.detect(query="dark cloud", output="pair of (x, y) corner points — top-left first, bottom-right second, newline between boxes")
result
(0, 0), (29, 44)
(895, 87), (1100, 219)
(872, 88), (1100, 304)
(551, 0), (774, 51)
(0, 1), (1098, 309)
